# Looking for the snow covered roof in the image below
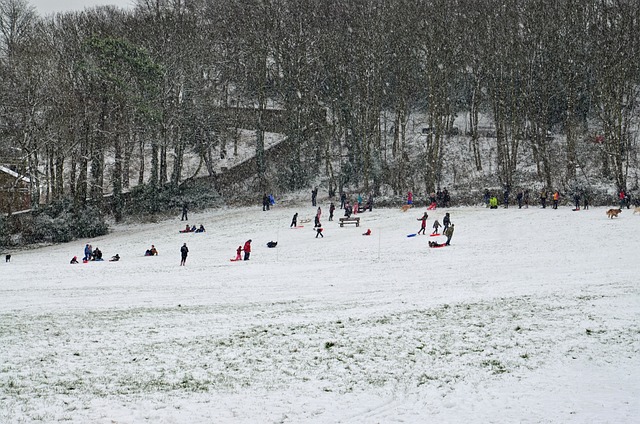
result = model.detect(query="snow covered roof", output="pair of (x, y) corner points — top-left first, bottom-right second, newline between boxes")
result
(0, 165), (30, 183)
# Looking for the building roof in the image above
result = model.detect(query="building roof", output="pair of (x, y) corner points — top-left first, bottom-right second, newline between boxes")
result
(0, 165), (30, 183)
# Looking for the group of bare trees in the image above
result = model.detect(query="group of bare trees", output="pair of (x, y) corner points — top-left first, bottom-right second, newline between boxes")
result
(0, 0), (638, 218)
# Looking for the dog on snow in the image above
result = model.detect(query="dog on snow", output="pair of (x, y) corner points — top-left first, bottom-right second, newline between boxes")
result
(606, 208), (622, 219)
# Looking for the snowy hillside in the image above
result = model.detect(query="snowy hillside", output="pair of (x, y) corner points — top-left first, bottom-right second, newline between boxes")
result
(1, 202), (639, 423)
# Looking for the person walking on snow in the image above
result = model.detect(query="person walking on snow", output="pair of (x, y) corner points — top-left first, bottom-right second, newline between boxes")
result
(442, 212), (451, 233)
(444, 224), (455, 246)
(243, 240), (252, 261)
(329, 202), (335, 221)
(235, 246), (242, 261)
(315, 227), (324, 238)
(180, 243), (188, 266)
(432, 219), (441, 235)
(417, 212), (428, 235)
(290, 213), (298, 228)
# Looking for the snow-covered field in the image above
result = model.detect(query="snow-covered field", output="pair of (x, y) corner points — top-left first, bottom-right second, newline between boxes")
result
(1, 202), (639, 423)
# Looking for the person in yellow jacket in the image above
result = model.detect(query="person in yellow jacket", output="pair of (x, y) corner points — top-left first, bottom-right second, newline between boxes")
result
(553, 191), (560, 209)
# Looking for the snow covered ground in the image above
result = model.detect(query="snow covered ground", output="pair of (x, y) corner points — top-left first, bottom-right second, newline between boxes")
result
(1, 202), (639, 423)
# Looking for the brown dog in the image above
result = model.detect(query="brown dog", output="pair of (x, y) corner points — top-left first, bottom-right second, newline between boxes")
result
(606, 208), (622, 219)
(633, 206), (640, 215)
(401, 204), (412, 212)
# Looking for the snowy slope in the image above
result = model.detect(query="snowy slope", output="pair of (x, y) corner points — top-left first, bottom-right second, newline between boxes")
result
(1, 203), (639, 423)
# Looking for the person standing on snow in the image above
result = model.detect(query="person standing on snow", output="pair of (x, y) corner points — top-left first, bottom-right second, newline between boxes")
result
(181, 202), (188, 221)
(417, 212), (428, 235)
(516, 190), (523, 209)
(329, 202), (335, 221)
(243, 240), (252, 261)
(432, 219), (441, 235)
(552, 190), (560, 209)
(180, 243), (189, 266)
(311, 187), (318, 206)
(290, 213), (298, 228)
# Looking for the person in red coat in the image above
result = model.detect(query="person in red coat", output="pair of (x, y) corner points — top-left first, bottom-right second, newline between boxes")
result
(417, 212), (428, 235)
(243, 240), (252, 261)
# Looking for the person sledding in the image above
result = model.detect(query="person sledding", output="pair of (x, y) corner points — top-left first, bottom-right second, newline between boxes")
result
(92, 247), (103, 261)
(195, 224), (206, 233)
(432, 219), (441, 235)
(145, 245), (158, 256)
(429, 240), (445, 248)
(417, 212), (428, 235)
(70, 256), (79, 264)
(109, 254), (120, 262)
(362, 228), (371, 236)
(180, 224), (191, 233)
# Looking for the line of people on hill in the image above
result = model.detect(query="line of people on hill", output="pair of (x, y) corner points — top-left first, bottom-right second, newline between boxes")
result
(179, 224), (206, 233)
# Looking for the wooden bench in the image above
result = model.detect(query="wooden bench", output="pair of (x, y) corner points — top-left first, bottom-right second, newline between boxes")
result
(339, 217), (360, 227)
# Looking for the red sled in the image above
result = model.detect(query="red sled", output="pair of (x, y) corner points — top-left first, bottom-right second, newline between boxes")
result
(430, 233), (440, 237)
(427, 202), (437, 210)
(230, 258), (242, 262)
(429, 244), (447, 248)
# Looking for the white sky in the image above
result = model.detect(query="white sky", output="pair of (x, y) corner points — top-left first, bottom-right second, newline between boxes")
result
(30, 0), (134, 15)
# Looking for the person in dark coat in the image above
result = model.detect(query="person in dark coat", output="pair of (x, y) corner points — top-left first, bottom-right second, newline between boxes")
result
(340, 192), (347, 209)
(70, 256), (79, 264)
(444, 224), (455, 246)
(329, 203), (335, 221)
(442, 188), (450, 207)
(262, 194), (270, 211)
(442, 213), (451, 232)
(315, 227), (324, 238)
(290, 213), (298, 228)
(311, 187), (318, 206)
(503, 188), (510, 208)
(417, 212), (428, 235)
(516, 190), (523, 209)
(180, 243), (188, 266)
(243, 240), (252, 260)
(181, 202), (188, 221)
(524, 190), (530, 208)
